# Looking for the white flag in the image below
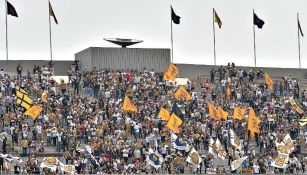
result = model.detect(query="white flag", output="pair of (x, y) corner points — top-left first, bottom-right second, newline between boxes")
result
(271, 153), (289, 169)
(230, 129), (242, 150)
(186, 147), (202, 168)
(231, 156), (248, 171)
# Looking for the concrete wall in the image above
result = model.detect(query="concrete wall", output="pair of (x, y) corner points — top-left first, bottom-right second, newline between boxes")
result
(0, 60), (73, 75)
(75, 47), (171, 72)
(176, 64), (307, 81)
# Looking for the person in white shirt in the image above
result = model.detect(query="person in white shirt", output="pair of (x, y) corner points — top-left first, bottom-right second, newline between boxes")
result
(253, 163), (260, 174)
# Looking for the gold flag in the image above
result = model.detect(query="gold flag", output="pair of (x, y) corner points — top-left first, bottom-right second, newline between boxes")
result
(166, 113), (183, 133)
(217, 107), (228, 120)
(289, 98), (304, 114)
(163, 64), (179, 81)
(122, 96), (137, 112)
(174, 86), (191, 101)
(233, 107), (245, 120)
(24, 105), (43, 120)
(264, 73), (273, 91)
(248, 108), (261, 139)
(208, 102), (219, 120)
(159, 108), (171, 121)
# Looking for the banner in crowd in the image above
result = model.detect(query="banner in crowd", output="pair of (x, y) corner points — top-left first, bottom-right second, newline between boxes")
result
(61, 165), (76, 174)
(16, 89), (33, 110)
(171, 133), (190, 152)
(146, 149), (164, 170)
(248, 107), (261, 139)
(40, 157), (60, 172)
(159, 108), (170, 121)
(209, 138), (227, 160)
(186, 148), (202, 168)
(271, 153), (289, 169)
(230, 129), (242, 150)
(217, 107), (228, 120)
(163, 63), (179, 81)
(24, 105), (43, 120)
(167, 113), (183, 133)
(275, 134), (295, 155)
(122, 96), (137, 112)
(174, 86), (191, 101)
(231, 156), (248, 171)
(264, 73), (273, 91)
(233, 107), (245, 120)
(289, 98), (304, 114)
(208, 102), (219, 120)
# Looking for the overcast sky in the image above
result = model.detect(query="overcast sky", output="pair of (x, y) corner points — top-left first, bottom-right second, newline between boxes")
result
(0, 0), (306, 68)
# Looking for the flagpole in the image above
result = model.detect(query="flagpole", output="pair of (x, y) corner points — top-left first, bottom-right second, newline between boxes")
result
(5, 0), (9, 61)
(48, 0), (53, 62)
(253, 9), (257, 67)
(213, 8), (217, 65)
(298, 13), (301, 69)
(170, 6), (174, 63)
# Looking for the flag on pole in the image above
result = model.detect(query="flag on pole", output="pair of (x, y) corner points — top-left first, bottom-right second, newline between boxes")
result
(166, 113), (183, 133)
(171, 6), (181, 24)
(122, 96), (137, 112)
(49, 2), (58, 24)
(214, 9), (222, 28)
(230, 129), (242, 150)
(163, 63), (179, 81)
(186, 148), (202, 168)
(231, 156), (248, 171)
(254, 12), (265, 29)
(298, 17), (304, 37)
(248, 107), (261, 139)
(158, 108), (171, 121)
(271, 153), (289, 169)
(24, 105), (43, 120)
(208, 102), (219, 120)
(174, 86), (191, 101)
(7, 1), (18, 17)
(264, 73), (273, 91)
(217, 107), (228, 120)
(233, 107), (245, 120)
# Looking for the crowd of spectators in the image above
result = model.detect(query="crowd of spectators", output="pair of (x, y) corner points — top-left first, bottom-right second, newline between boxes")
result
(0, 62), (306, 174)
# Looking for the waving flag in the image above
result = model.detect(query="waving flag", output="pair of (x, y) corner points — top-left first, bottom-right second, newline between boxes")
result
(174, 86), (191, 101)
(289, 98), (304, 114)
(163, 63), (179, 81)
(186, 148), (202, 168)
(7, 1), (18, 17)
(298, 117), (307, 126)
(171, 6), (181, 24)
(264, 73), (273, 91)
(231, 156), (248, 171)
(298, 16), (304, 37)
(230, 129), (242, 150)
(122, 96), (137, 112)
(146, 149), (164, 170)
(248, 108), (261, 139)
(214, 8), (222, 28)
(217, 107), (228, 120)
(214, 138), (227, 160)
(24, 105), (43, 120)
(254, 12), (265, 29)
(226, 86), (231, 100)
(275, 134), (295, 155)
(171, 133), (190, 151)
(166, 113), (182, 133)
(271, 153), (289, 169)
(233, 107), (245, 120)
(158, 108), (170, 121)
(208, 102), (219, 120)
(49, 2), (58, 24)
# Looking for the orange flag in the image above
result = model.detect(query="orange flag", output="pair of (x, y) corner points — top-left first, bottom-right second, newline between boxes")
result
(159, 108), (171, 121)
(42, 92), (48, 103)
(217, 107), (228, 120)
(248, 108), (261, 139)
(163, 63), (179, 81)
(174, 86), (191, 101)
(166, 113), (183, 133)
(208, 102), (219, 120)
(233, 107), (245, 120)
(226, 86), (231, 100)
(122, 96), (137, 112)
(264, 73), (273, 91)
(24, 105), (43, 120)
